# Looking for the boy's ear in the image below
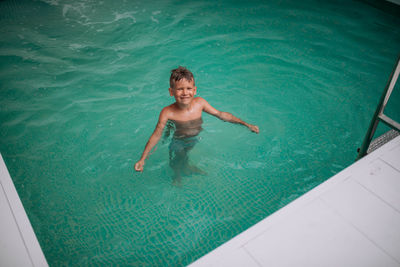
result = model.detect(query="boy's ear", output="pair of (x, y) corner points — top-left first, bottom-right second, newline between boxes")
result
(169, 87), (173, 96)
(194, 86), (197, 95)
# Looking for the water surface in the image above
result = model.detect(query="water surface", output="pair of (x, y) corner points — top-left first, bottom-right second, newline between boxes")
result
(1, 0), (400, 265)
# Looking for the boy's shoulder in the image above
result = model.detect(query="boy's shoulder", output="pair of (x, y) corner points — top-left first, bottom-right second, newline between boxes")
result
(161, 103), (175, 114)
(192, 97), (208, 108)
(192, 96), (207, 106)
(194, 96), (205, 102)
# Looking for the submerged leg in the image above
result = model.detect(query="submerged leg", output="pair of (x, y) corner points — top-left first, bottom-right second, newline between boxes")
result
(187, 164), (207, 175)
(169, 137), (206, 184)
(169, 145), (188, 185)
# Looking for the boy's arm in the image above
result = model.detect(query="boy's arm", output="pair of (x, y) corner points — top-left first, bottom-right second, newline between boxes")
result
(135, 109), (169, 172)
(200, 98), (259, 133)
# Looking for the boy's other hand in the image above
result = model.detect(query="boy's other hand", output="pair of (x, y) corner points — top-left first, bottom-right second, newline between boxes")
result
(249, 124), (259, 134)
(134, 160), (145, 172)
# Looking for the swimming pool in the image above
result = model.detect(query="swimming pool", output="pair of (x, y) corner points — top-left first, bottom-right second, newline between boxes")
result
(1, 0), (400, 265)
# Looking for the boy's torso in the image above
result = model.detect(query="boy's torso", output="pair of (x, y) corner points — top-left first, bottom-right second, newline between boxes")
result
(166, 97), (203, 122)
(165, 97), (204, 139)
(170, 117), (203, 139)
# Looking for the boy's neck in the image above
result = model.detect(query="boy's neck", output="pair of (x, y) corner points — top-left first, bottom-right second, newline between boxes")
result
(175, 101), (192, 110)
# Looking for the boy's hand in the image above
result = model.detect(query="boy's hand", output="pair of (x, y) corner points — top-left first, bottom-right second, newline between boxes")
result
(134, 160), (145, 172)
(248, 124), (259, 134)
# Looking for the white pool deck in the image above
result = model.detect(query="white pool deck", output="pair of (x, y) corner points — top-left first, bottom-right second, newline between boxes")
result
(0, 154), (48, 267)
(190, 135), (400, 267)
(1, 136), (400, 267)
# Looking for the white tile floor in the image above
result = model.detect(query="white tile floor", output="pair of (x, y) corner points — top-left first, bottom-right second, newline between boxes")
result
(190, 135), (400, 267)
(1, 136), (400, 267)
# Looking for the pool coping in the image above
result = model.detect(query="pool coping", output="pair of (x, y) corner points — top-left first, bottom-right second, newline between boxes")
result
(0, 154), (48, 267)
(189, 135), (400, 266)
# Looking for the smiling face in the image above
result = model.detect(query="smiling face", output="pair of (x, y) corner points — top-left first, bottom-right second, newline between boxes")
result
(169, 78), (197, 107)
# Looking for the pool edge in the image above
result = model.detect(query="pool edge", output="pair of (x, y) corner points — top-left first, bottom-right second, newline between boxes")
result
(189, 135), (400, 266)
(0, 153), (48, 267)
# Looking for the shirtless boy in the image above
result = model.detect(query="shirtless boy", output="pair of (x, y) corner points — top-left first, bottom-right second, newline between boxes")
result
(134, 66), (259, 180)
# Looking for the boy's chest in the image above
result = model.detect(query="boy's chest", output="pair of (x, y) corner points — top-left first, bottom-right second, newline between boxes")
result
(171, 103), (203, 121)
(172, 112), (202, 122)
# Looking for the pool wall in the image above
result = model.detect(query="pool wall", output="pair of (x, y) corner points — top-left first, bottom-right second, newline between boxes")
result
(387, 0), (400, 5)
(362, 0), (400, 16)
(0, 154), (48, 267)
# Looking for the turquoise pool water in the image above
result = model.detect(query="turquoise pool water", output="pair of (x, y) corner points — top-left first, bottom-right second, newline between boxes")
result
(1, 0), (400, 265)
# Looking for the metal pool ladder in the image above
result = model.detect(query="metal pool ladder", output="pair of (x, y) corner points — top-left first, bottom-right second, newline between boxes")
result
(357, 56), (400, 160)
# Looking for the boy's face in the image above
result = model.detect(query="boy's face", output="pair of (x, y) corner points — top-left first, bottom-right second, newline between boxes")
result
(169, 78), (197, 106)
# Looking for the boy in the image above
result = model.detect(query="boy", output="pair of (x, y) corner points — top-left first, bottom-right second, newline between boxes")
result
(134, 66), (259, 180)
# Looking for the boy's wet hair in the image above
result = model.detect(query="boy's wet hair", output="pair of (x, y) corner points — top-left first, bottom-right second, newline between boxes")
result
(170, 66), (195, 88)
